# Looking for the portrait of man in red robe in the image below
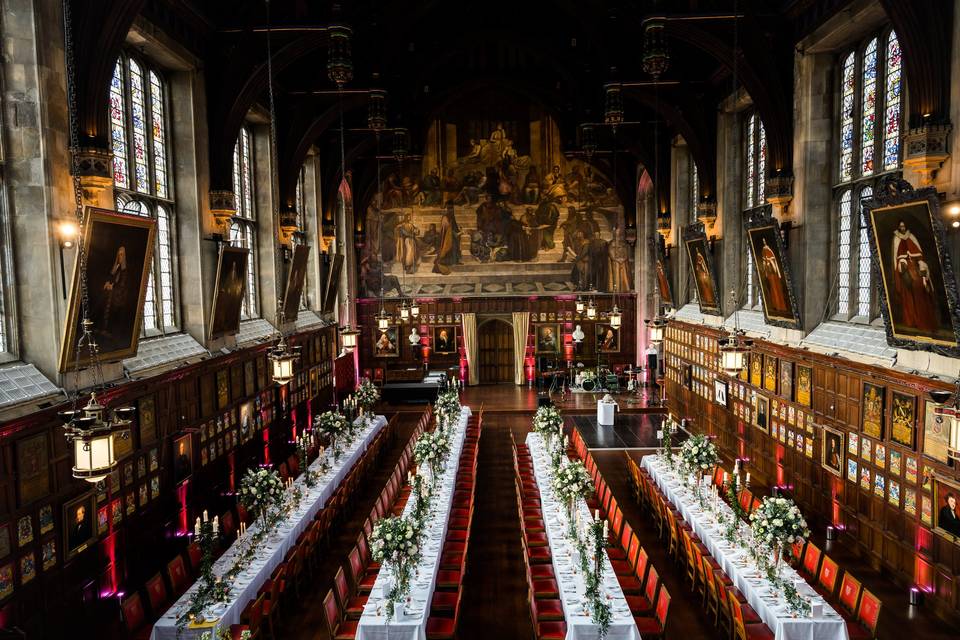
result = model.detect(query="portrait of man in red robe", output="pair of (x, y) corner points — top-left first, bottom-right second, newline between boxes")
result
(757, 237), (790, 316)
(890, 220), (937, 333)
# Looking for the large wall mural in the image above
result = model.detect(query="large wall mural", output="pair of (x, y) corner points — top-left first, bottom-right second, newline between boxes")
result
(360, 115), (631, 298)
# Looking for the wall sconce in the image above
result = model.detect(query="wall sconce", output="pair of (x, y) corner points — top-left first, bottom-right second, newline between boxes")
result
(945, 201), (960, 229)
(57, 220), (79, 299)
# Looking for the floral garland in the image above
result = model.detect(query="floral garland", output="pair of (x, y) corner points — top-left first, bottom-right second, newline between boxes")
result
(199, 629), (251, 640)
(356, 377), (380, 414)
(368, 516), (422, 618)
(678, 433), (719, 480)
(237, 467), (285, 531)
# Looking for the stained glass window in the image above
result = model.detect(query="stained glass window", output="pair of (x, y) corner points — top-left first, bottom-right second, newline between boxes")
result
(834, 29), (902, 322)
(883, 33), (902, 171)
(232, 126), (258, 319)
(110, 54), (177, 336)
(743, 112), (766, 309)
(745, 115), (756, 209)
(860, 38), (878, 176)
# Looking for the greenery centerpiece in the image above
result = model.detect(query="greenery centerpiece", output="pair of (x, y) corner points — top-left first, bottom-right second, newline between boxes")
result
(315, 410), (351, 460)
(237, 467), (285, 532)
(414, 429), (450, 484)
(552, 460), (593, 523)
(368, 516), (422, 619)
(584, 516), (612, 639)
(749, 495), (810, 580)
(434, 388), (462, 431)
(295, 431), (316, 488)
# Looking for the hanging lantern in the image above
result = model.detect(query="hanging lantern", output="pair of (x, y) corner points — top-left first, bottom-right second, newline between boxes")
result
(367, 88), (388, 132)
(59, 393), (134, 483)
(375, 306), (392, 331)
(340, 324), (360, 352)
(393, 128), (410, 162)
(641, 20), (670, 80)
(410, 299), (420, 319)
(586, 299), (597, 320)
(269, 335), (301, 385)
(326, 24), (354, 88)
(575, 295), (585, 314)
(609, 305), (622, 330)
(398, 299), (411, 323)
(580, 124), (598, 159)
(719, 330), (753, 376)
(604, 83), (624, 126)
(645, 314), (668, 346)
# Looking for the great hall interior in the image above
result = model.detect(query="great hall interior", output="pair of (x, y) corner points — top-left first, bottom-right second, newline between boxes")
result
(1, 0), (959, 638)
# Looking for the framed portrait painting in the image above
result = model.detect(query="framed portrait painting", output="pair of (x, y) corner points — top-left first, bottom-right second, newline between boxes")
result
(373, 327), (399, 358)
(655, 238), (674, 309)
(595, 324), (620, 353)
(862, 179), (960, 354)
(138, 395), (157, 446)
(281, 244), (310, 322)
(433, 326), (457, 355)
(321, 254), (344, 314)
(683, 223), (722, 315)
(63, 493), (95, 559)
(821, 425), (844, 477)
(861, 383), (885, 439)
(58, 208), (156, 371)
(755, 395), (769, 433)
(173, 434), (193, 484)
(536, 324), (561, 354)
(209, 246), (249, 339)
(745, 208), (801, 328)
(796, 366), (813, 407)
(933, 474), (960, 540)
(891, 391), (916, 448)
(779, 361), (793, 401)
(15, 433), (49, 506)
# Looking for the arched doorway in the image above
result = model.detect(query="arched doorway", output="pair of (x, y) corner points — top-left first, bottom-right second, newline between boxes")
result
(477, 319), (514, 384)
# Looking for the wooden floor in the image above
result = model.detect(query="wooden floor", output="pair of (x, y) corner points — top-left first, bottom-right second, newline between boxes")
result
(275, 384), (957, 638)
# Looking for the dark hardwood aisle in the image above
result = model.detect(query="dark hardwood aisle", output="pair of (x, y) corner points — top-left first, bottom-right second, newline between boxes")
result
(456, 412), (536, 639)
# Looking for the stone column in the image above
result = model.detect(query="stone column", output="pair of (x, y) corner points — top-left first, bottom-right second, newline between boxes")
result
(716, 103), (743, 317)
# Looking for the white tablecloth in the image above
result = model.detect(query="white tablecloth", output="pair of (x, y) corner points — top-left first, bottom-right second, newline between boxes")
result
(152, 414), (389, 640)
(356, 406), (472, 640)
(642, 455), (849, 640)
(526, 433), (640, 640)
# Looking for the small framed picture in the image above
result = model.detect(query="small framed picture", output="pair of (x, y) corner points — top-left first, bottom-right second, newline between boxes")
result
(40, 539), (56, 571)
(821, 425), (844, 477)
(847, 459), (858, 483)
(18, 553), (34, 585)
(63, 493), (95, 559)
(16, 516), (32, 548)
(38, 505), (53, 536)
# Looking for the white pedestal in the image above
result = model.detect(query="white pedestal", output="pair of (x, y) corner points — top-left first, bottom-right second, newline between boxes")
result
(597, 401), (615, 426)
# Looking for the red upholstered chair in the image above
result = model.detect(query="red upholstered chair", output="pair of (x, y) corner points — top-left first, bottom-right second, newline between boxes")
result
(847, 588), (881, 639)
(425, 588), (460, 639)
(816, 555), (840, 597)
(738, 489), (753, 514)
(801, 542), (822, 580)
(166, 555), (190, 594)
(144, 573), (168, 616)
(528, 587), (566, 640)
(729, 591), (774, 640)
(334, 566), (368, 620)
(120, 592), (147, 636)
(633, 585), (671, 639)
(373, 368), (385, 386)
(348, 547), (376, 594)
(748, 496), (762, 514)
(838, 573), (863, 618)
(626, 564), (659, 615)
(789, 540), (805, 567)
(239, 593), (266, 639)
(323, 589), (358, 640)
(186, 542), (202, 575)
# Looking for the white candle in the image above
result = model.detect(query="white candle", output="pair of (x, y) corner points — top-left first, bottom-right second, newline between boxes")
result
(723, 471), (729, 485)
(203, 510), (209, 522)
(594, 509), (599, 521)
(213, 516), (219, 533)
(603, 520), (608, 539)
(194, 517), (200, 536)
(746, 472), (751, 486)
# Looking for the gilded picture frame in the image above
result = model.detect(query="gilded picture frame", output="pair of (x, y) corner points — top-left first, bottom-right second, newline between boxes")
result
(744, 207), (802, 328)
(682, 222), (722, 316)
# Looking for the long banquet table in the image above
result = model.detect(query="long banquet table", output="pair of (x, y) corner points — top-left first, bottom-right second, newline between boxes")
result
(151, 414), (389, 640)
(526, 432), (640, 640)
(356, 406), (472, 640)
(642, 454), (849, 640)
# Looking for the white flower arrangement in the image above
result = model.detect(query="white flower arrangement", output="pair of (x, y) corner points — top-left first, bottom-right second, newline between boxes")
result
(355, 378), (380, 413)
(552, 460), (594, 506)
(414, 430), (450, 480)
(749, 495), (810, 556)
(238, 467), (285, 530)
(315, 410), (351, 454)
(434, 389), (461, 430)
(678, 433), (719, 477)
(533, 405), (564, 442)
(368, 515), (422, 617)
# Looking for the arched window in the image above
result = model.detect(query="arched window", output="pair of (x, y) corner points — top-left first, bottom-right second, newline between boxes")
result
(742, 111), (766, 309)
(834, 29), (901, 321)
(110, 54), (177, 335)
(231, 126), (258, 319)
